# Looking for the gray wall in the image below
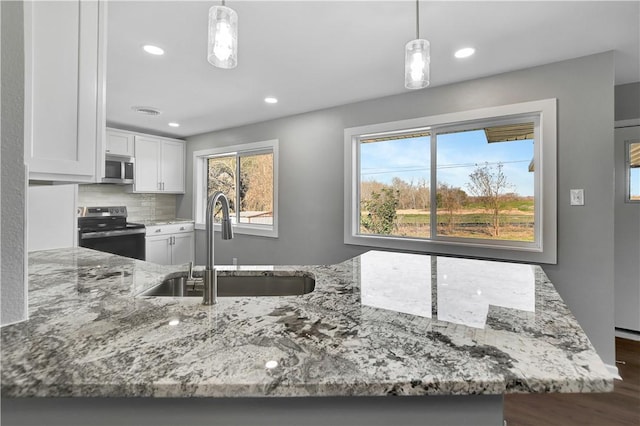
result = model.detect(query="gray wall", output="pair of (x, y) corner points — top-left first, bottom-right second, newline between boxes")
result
(1, 0), (27, 326)
(615, 82), (640, 121)
(179, 52), (616, 365)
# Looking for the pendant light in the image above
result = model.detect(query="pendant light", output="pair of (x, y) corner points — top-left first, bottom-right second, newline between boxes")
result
(404, 0), (430, 89)
(208, 1), (238, 69)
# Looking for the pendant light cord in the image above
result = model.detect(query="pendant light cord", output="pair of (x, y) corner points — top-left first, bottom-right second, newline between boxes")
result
(415, 0), (420, 39)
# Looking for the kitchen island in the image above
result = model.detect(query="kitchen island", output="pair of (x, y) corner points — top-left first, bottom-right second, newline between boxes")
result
(1, 248), (612, 425)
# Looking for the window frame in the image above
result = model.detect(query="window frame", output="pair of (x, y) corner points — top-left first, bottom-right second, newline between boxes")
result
(344, 99), (557, 264)
(193, 139), (279, 238)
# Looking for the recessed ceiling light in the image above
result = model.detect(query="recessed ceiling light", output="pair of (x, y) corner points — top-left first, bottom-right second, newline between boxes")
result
(143, 45), (164, 56)
(168, 319), (180, 326)
(454, 47), (475, 59)
(168, 122), (180, 128)
(264, 97), (278, 104)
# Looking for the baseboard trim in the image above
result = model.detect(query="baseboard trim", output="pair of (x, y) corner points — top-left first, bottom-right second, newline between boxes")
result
(606, 363), (622, 380)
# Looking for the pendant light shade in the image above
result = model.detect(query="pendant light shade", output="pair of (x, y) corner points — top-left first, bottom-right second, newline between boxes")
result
(208, 4), (238, 69)
(404, 0), (430, 89)
(404, 39), (430, 89)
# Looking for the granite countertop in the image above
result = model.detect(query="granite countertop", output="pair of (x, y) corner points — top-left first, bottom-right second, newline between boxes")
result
(136, 218), (195, 226)
(0, 248), (612, 398)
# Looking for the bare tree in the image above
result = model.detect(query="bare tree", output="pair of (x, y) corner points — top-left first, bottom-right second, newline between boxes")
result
(391, 177), (416, 209)
(416, 178), (430, 210)
(240, 153), (273, 212)
(437, 183), (468, 233)
(466, 163), (515, 237)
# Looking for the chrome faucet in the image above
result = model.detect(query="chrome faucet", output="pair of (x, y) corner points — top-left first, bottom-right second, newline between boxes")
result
(204, 191), (234, 305)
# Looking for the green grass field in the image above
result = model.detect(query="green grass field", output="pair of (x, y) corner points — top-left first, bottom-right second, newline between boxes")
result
(362, 198), (536, 242)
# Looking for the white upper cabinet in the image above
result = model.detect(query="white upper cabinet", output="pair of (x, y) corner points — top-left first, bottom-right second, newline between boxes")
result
(24, 0), (107, 183)
(160, 140), (186, 193)
(134, 135), (185, 193)
(105, 128), (135, 157)
(134, 136), (162, 192)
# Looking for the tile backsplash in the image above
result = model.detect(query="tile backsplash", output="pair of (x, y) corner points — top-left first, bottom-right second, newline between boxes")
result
(78, 184), (177, 222)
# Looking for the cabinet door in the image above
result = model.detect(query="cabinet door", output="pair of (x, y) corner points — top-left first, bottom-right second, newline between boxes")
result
(161, 141), (185, 193)
(171, 232), (195, 265)
(24, 0), (105, 182)
(28, 184), (77, 251)
(134, 136), (161, 192)
(105, 130), (134, 157)
(145, 235), (171, 265)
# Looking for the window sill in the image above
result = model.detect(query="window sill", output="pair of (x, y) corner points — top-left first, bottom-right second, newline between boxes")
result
(195, 223), (278, 239)
(345, 234), (554, 264)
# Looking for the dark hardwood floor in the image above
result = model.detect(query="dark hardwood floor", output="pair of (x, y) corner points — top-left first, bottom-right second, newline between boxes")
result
(504, 337), (640, 426)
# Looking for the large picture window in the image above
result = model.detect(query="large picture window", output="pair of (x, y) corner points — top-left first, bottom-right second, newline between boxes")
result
(194, 140), (278, 237)
(345, 100), (557, 263)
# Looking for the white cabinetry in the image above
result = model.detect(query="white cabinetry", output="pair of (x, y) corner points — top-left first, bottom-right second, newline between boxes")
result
(105, 128), (134, 157)
(145, 223), (194, 265)
(134, 136), (185, 193)
(24, 0), (107, 182)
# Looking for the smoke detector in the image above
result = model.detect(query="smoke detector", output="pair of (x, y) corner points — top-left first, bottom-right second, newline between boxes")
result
(131, 106), (161, 116)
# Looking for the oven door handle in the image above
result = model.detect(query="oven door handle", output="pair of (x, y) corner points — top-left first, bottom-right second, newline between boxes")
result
(80, 228), (147, 239)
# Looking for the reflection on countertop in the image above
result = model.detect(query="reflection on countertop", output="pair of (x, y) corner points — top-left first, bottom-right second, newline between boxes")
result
(360, 251), (535, 328)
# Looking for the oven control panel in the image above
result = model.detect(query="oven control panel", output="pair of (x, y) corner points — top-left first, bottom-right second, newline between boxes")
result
(78, 206), (128, 218)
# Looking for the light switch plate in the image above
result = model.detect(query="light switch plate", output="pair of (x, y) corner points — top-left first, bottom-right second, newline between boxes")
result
(570, 189), (584, 206)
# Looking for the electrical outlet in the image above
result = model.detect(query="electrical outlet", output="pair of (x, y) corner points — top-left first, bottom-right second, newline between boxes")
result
(232, 257), (238, 265)
(570, 189), (584, 206)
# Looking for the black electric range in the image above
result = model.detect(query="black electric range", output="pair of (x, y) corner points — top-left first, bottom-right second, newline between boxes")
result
(78, 206), (146, 260)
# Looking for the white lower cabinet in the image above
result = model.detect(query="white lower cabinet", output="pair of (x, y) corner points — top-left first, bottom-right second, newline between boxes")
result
(145, 223), (194, 265)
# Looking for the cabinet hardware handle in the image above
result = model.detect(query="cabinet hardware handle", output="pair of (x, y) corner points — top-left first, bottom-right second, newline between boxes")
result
(155, 229), (161, 233)
(180, 226), (185, 230)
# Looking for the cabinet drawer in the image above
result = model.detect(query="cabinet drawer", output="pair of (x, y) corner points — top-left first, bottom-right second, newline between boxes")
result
(145, 223), (194, 236)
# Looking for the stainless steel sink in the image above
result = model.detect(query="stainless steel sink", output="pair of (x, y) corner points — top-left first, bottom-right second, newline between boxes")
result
(140, 274), (315, 297)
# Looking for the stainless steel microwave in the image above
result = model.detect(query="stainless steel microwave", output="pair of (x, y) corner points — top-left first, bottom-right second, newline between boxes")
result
(102, 155), (135, 184)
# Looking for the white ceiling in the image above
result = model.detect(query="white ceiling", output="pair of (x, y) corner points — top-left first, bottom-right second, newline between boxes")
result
(106, 1), (640, 138)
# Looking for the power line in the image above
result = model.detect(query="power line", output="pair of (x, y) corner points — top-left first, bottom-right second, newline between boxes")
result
(361, 160), (530, 176)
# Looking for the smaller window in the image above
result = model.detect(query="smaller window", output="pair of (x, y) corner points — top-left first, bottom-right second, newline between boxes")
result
(194, 140), (278, 238)
(627, 141), (640, 202)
